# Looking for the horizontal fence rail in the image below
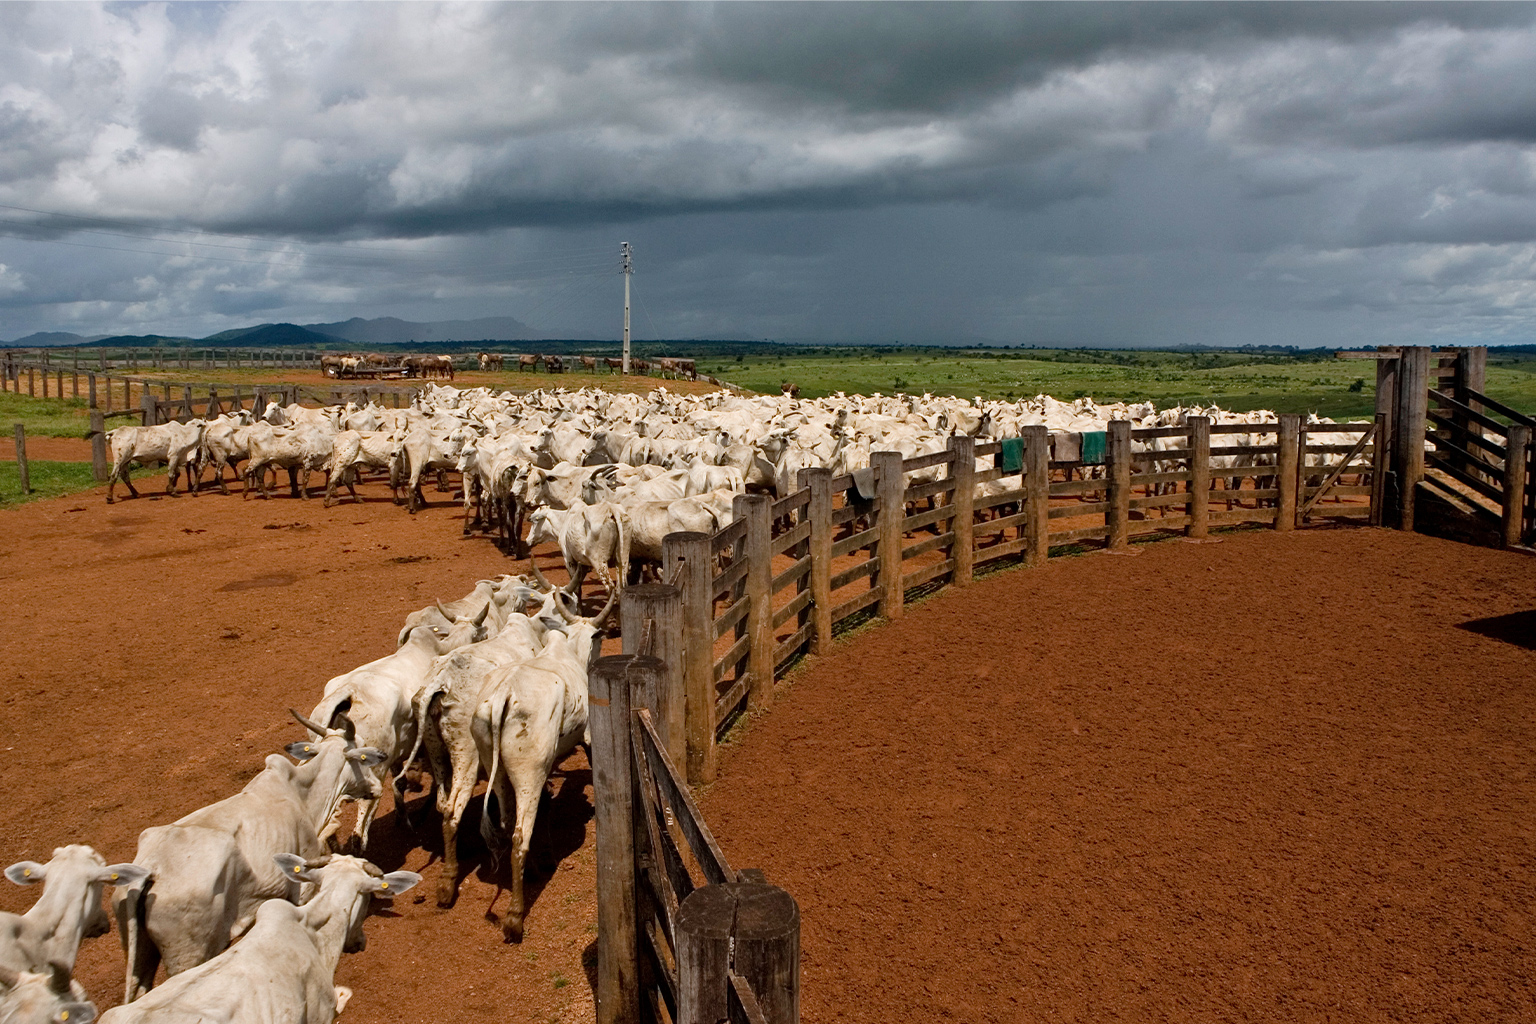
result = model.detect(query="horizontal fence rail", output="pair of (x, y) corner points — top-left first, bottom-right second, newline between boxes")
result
(668, 412), (1379, 789)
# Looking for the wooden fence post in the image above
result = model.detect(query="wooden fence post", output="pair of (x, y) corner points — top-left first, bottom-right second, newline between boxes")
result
(1187, 416), (1211, 539)
(677, 883), (800, 1024)
(1504, 425), (1530, 550)
(1021, 425), (1050, 566)
(90, 410), (108, 482)
(948, 434), (975, 586)
(1105, 420), (1131, 550)
(87, 373), (97, 409)
(140, 391), (157, 427)
(1276, 414), (1301, 531)
(27, 368), (34, 397)
(620, 584), (686, 768)
(663, 531), (718, 786)
(1393, 346), (1429, 531)
(40, 367), (47, 399)
(13, 424), (30, 494)
(72, 370), (78, 399)
(802, 468), (833, 654)
(588, 654), (642, 1024)
(733, 493), (774, 709)
(872, 450), (905, 620)
(1369, 413), (1389, 527)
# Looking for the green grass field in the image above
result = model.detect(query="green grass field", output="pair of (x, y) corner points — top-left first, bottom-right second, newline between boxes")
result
(0, 460), (103, 507)
(0, 392), (95, 437)
(696, 347), (1536, 417)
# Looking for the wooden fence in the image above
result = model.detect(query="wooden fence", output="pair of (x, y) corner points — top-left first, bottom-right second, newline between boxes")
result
(590, 589), (800, 1024)
(1, 347), (324, 373)
(653, 413), (1380, 787)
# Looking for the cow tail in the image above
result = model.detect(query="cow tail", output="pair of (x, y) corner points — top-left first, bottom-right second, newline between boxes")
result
(613, 505), (630, 599)
(479, 695), (511, 860)
(118, 876), (151, 1004)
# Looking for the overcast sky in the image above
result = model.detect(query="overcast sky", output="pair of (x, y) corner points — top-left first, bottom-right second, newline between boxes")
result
(3, 2), (1536, 346)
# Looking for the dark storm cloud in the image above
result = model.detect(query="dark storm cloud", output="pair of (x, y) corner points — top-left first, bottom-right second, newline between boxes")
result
(1, 2), (1536, 345)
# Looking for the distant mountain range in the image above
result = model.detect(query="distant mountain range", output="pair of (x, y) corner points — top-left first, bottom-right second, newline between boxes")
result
(4, 314), (546, 348)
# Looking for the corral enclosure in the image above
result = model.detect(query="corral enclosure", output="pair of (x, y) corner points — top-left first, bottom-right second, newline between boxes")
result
(0, 345), (1533, 1024)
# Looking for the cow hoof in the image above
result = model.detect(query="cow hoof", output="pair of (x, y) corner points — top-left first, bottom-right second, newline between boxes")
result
(105, 496), (114, 504)
(437, 886), (457, 909)
(501, 918), (524, 944)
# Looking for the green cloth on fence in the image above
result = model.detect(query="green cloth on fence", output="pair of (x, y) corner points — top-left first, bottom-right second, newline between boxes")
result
(1080, 430), (1108, 465)
(1000, 436), (1025, 474)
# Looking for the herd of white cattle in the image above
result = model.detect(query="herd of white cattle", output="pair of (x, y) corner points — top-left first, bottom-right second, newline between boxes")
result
(101, 384), (1364, 614)
(6, 386), (1372, 1023)
(1, 571), (604, 1024)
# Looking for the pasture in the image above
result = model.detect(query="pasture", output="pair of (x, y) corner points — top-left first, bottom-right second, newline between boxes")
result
(693, 345), (1536, 417)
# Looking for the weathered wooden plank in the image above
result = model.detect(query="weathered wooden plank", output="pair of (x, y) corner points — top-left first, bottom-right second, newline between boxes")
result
(902, 558), (955, 590)
(829, 557), (879, 591)
(830, 586), (881, 625)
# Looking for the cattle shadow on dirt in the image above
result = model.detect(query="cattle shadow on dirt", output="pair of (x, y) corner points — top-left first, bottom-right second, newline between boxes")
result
(342, 757), (593, 934)
(1457, 609), (1536, 651)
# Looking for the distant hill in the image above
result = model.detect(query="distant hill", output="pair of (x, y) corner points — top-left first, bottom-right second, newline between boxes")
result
(5, 331), (110, 347)
(201, 323), (344, 347)
(304, 315), (543, 345)
(93, 334), (198, 347)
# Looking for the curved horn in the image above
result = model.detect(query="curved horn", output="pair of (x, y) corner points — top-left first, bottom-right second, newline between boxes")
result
(553, 584), (618, 627)
(552, 587), (581, 625)
(434, 599), (457, 624)
(47, 962), (70, 995)
(472, 601), (491, 627)
(290, 708), (329, 737)
(528, 553), (554, 592)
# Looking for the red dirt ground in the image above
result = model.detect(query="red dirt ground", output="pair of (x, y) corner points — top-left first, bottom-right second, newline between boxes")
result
(701, 527), (1536, 1023)
(3, 472), (1533, 1023)
(0, 478), (604, 1024)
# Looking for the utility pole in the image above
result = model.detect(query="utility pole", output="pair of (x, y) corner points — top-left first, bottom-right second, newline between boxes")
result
(621, 241), (633, 374)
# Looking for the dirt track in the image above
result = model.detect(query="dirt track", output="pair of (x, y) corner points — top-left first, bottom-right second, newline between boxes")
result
(702, 528), (1536, 1023)
(0, 478), (603, 1024)
(3, 474), (1534, 1023)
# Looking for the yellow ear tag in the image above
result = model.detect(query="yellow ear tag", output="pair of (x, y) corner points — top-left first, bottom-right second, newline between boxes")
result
(293, 866), (303, 874)
(379, 882), (389, 891)
(61, 1013), (69, 1021)
(22, 869), (30, 877)
(110, 873), (118, 881)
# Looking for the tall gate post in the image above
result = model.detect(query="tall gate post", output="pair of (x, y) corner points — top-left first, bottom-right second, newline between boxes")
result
(620, 584), (685, 768)
(947, 434), (976, 586)
(1504, 425), (1530, 550)
(1392, 346), (1430, 531)
(872, 450), (905, 619)
(662, 531), (717, 786)
(1186, 416), (1211, 539)
(89, 410), (108, 482)
(802, 468), (834, 655)
(1022, 425), (1050, 566)
(1105, 420), (1132, 550)
(589, 654), (642, 1024)
(733, 493), (774, 710)
(1276, 414), (1301, 531)
(140, 392), (157, 427)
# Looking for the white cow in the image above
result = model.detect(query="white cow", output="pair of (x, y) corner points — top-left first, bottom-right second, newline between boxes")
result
(105, 421), (206, 503)
(525, 502), (630, 614)
(2, 847), (145, 1008)
(475, 620), (604, 940)
(0, 963), (94, 1024)
(308, 615), (490, 849)
(112, 716), (386, 1002)
(98, 855), (419, 1024)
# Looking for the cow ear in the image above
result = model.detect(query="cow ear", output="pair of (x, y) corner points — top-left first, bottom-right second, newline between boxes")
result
(285, 741), (320, 763)
(273, 854), (319, 883)
(53, 1003), (95, 1024)
(5, 861), (46, 885)
(374, 871), (422, 898)
(100, 864), (149, 888)
(349, 747), (388, 768)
